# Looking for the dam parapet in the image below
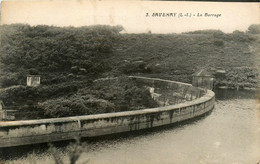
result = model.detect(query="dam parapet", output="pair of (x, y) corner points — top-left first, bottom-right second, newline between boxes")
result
(130, 76), (207, 106)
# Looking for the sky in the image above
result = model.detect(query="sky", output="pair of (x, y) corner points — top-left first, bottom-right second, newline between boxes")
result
(0, 0), (259, 33)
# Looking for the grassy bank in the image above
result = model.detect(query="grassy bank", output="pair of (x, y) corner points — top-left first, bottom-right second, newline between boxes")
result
(110, 30), (259, 89)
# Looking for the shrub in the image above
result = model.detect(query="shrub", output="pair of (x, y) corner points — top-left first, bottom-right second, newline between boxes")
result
(0, 82), (84, 107)
(247, 24), (260, 34)
(38, 77), (159, 118)
(120, 61), (151, 74)
(40, 95), (116, 118)
(220, 67), (259, 89)
(48, 138), (89, 164)
(213, 39), (224, 46)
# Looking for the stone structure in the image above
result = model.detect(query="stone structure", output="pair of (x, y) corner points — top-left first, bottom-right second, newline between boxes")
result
(0, 100), (3, 110)
(0, 76), (215, 148)
(192, 69), (214, 90)
(0, 101), (16, 121)
(27, 75), (41, 87)
(0, 101), (4, 121)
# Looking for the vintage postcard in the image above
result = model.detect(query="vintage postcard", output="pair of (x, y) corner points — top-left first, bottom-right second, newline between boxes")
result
(0, 0), (259, 164)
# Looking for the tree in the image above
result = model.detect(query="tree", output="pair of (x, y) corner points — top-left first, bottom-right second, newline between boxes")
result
(247, 24), (260, 34)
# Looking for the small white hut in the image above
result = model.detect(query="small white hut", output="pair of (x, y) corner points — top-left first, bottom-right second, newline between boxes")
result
(27, 75), (41, 87)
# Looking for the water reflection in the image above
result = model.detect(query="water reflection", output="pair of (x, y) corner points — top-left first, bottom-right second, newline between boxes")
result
(213, 88), (258, 100)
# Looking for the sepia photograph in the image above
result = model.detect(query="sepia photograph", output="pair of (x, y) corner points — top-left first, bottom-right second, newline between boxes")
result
(0, 0), (259, 163)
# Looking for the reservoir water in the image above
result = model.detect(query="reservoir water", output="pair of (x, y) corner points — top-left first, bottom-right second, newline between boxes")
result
(1, 89), (260, 164)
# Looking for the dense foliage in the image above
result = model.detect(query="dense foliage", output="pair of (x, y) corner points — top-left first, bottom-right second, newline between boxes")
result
(111, 26), (259, 88)
(0, 24), (122, 87)
(39, 77), (158, 118)
(0, 24), (259, 119)
(214, 67), (259, 89)
(0, 82), (85, 107)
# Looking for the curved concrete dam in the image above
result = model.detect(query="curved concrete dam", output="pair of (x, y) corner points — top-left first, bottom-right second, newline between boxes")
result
(0, 76), (215, 148)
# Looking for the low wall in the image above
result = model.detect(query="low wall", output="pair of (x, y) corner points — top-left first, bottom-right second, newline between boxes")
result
(130, 76), (206, 106)
(0, 76), (215, 148)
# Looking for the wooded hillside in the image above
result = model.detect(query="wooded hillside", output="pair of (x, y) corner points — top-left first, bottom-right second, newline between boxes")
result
(0, 24), (259, 119)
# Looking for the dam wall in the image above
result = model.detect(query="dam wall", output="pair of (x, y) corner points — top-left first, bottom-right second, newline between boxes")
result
(0, 76), (215, 148)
